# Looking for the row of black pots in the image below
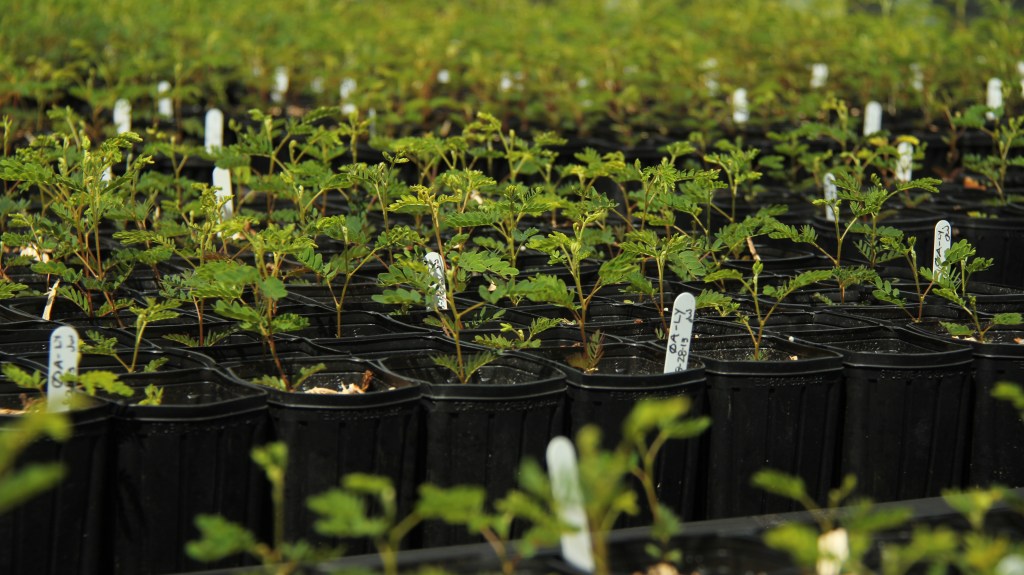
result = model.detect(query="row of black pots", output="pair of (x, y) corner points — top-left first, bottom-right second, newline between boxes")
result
(2, 274), (1023, 574)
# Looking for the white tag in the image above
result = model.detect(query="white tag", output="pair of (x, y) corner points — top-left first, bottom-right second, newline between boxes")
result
(436, 68), (451, 84)
(205, 108), (224, 153)
(703, 58), (719, 94)
(113, 98), (131, 135)
(896, 141), (913, 183)
(824, 172), (838, 222)
(911, 63), (924, 92)
(546, 437), (594, 574)
(1018, 62), (1024, 97)
(212, 167), (233, 221)
(367, 107), (377, 138)
(986, 78), (1003, 121)
(500, 72), (513, 92)
(340, 78), (357, 100)
(863, 101), (883, 136)
(42, 280), (60, 321)
(101, 167), (112, 182)
(271, 66), (289, 104)
(341, 103), (357, 116)
(933, 219), (952, 281)
(810, 63), (829, 89)
(310, 76), (324, 94)
(732, 88), (749, 125)
(424, 251), (448, 311)
(48, 326), (79, 412)
(663, 293), (696, 373)
(157, 81), (173, 119)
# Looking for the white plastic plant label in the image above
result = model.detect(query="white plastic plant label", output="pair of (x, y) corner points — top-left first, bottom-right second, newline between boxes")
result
(546, 436), (594, 574)
(703, 58), (719, 94)
(500, 72), (513, 92)
(367, 107), (377, 138)
(663, 292), (696, 373)
(986, 77), (1003, 121)
(205, 108), (224, 153)
(810, 63), (829, 89)
(424, 251), (448, 311)
(340, 78), (357, 100)
(933, 219), (952, 281)
(823, 172), (838, 222)
(863, 101), (883, 136)
(113, 98), (131, 135)
(48, 326), (79, 412)
(101, 167), (112, 182)
(212, 167), (233, 221)
(896, 141), (914, 183)
(1018, 62), (1024, 97)
(271, 66), (289, 104)
(157, 81), (173, 119)
(732, 88), (749, 125)
(436, 68), (451, 85)
(911, 63), (924, 92)
(310, 76), (324, 94)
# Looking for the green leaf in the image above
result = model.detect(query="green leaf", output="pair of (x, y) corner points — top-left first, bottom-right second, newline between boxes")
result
(763, 522), (820, 568)
(0, 463), (66, 515)
(259, 276), (288, 301)
(1, 364), (45, 392)
(186, 515), (258, 563)
(308, 488), (391, 538)
(415, 483), (487, 525)
(67, 371), (133, 397)
(455, 250), (517, 278)
(751, 468), (808, 503)
(993, 313), (1023, 326)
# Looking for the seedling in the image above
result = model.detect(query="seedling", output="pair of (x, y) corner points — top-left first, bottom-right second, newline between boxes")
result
(930, 239), (1023, 342)
(701, 262), (834, 360)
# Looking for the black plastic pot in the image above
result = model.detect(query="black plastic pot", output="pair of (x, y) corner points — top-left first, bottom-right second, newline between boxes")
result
(952, 214), (1024, 288)
(100, 369), (269, 575)
(0, 393), (112, 575)
(529, 342), (709, 522)
(692, 334), (844, 519)
(375, 350), (566, 548)
(224, 356), (421, 552)
(793, 326), (974, 502)
(907, 322), (1024, 489)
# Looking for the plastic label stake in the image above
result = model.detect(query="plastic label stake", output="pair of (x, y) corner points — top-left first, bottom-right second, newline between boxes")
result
(205, 108), (224, 153)
(101, 167), (112, 182)
(546, 436), (594, 574)
(424, 251), (448, 311)
(911, 63), (924, 92)
(824, 172), (838, 222)
(437, 68), (451, 84)
(703, 58), (719, 94)
(212, 167), (233, 222)
(113, 98), (131, 135)
(896, 141), (913, 183)
(48, 326), (79, 412)
(933, 219), (952, 281)
(863, 101), (883, 136)
(310, 76), (324, 94)
(732, 88), (749, 125)
(500, 72), (513, 92)
(663, 293), (696, 373)
(1018, 62), (1024, 96)
(810, 63), (829, 89)
(271, 66), (289, 104)
(340, 78), (357, 100)
(986, 78), (1003, 121)
(157, 81), (173, 119)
